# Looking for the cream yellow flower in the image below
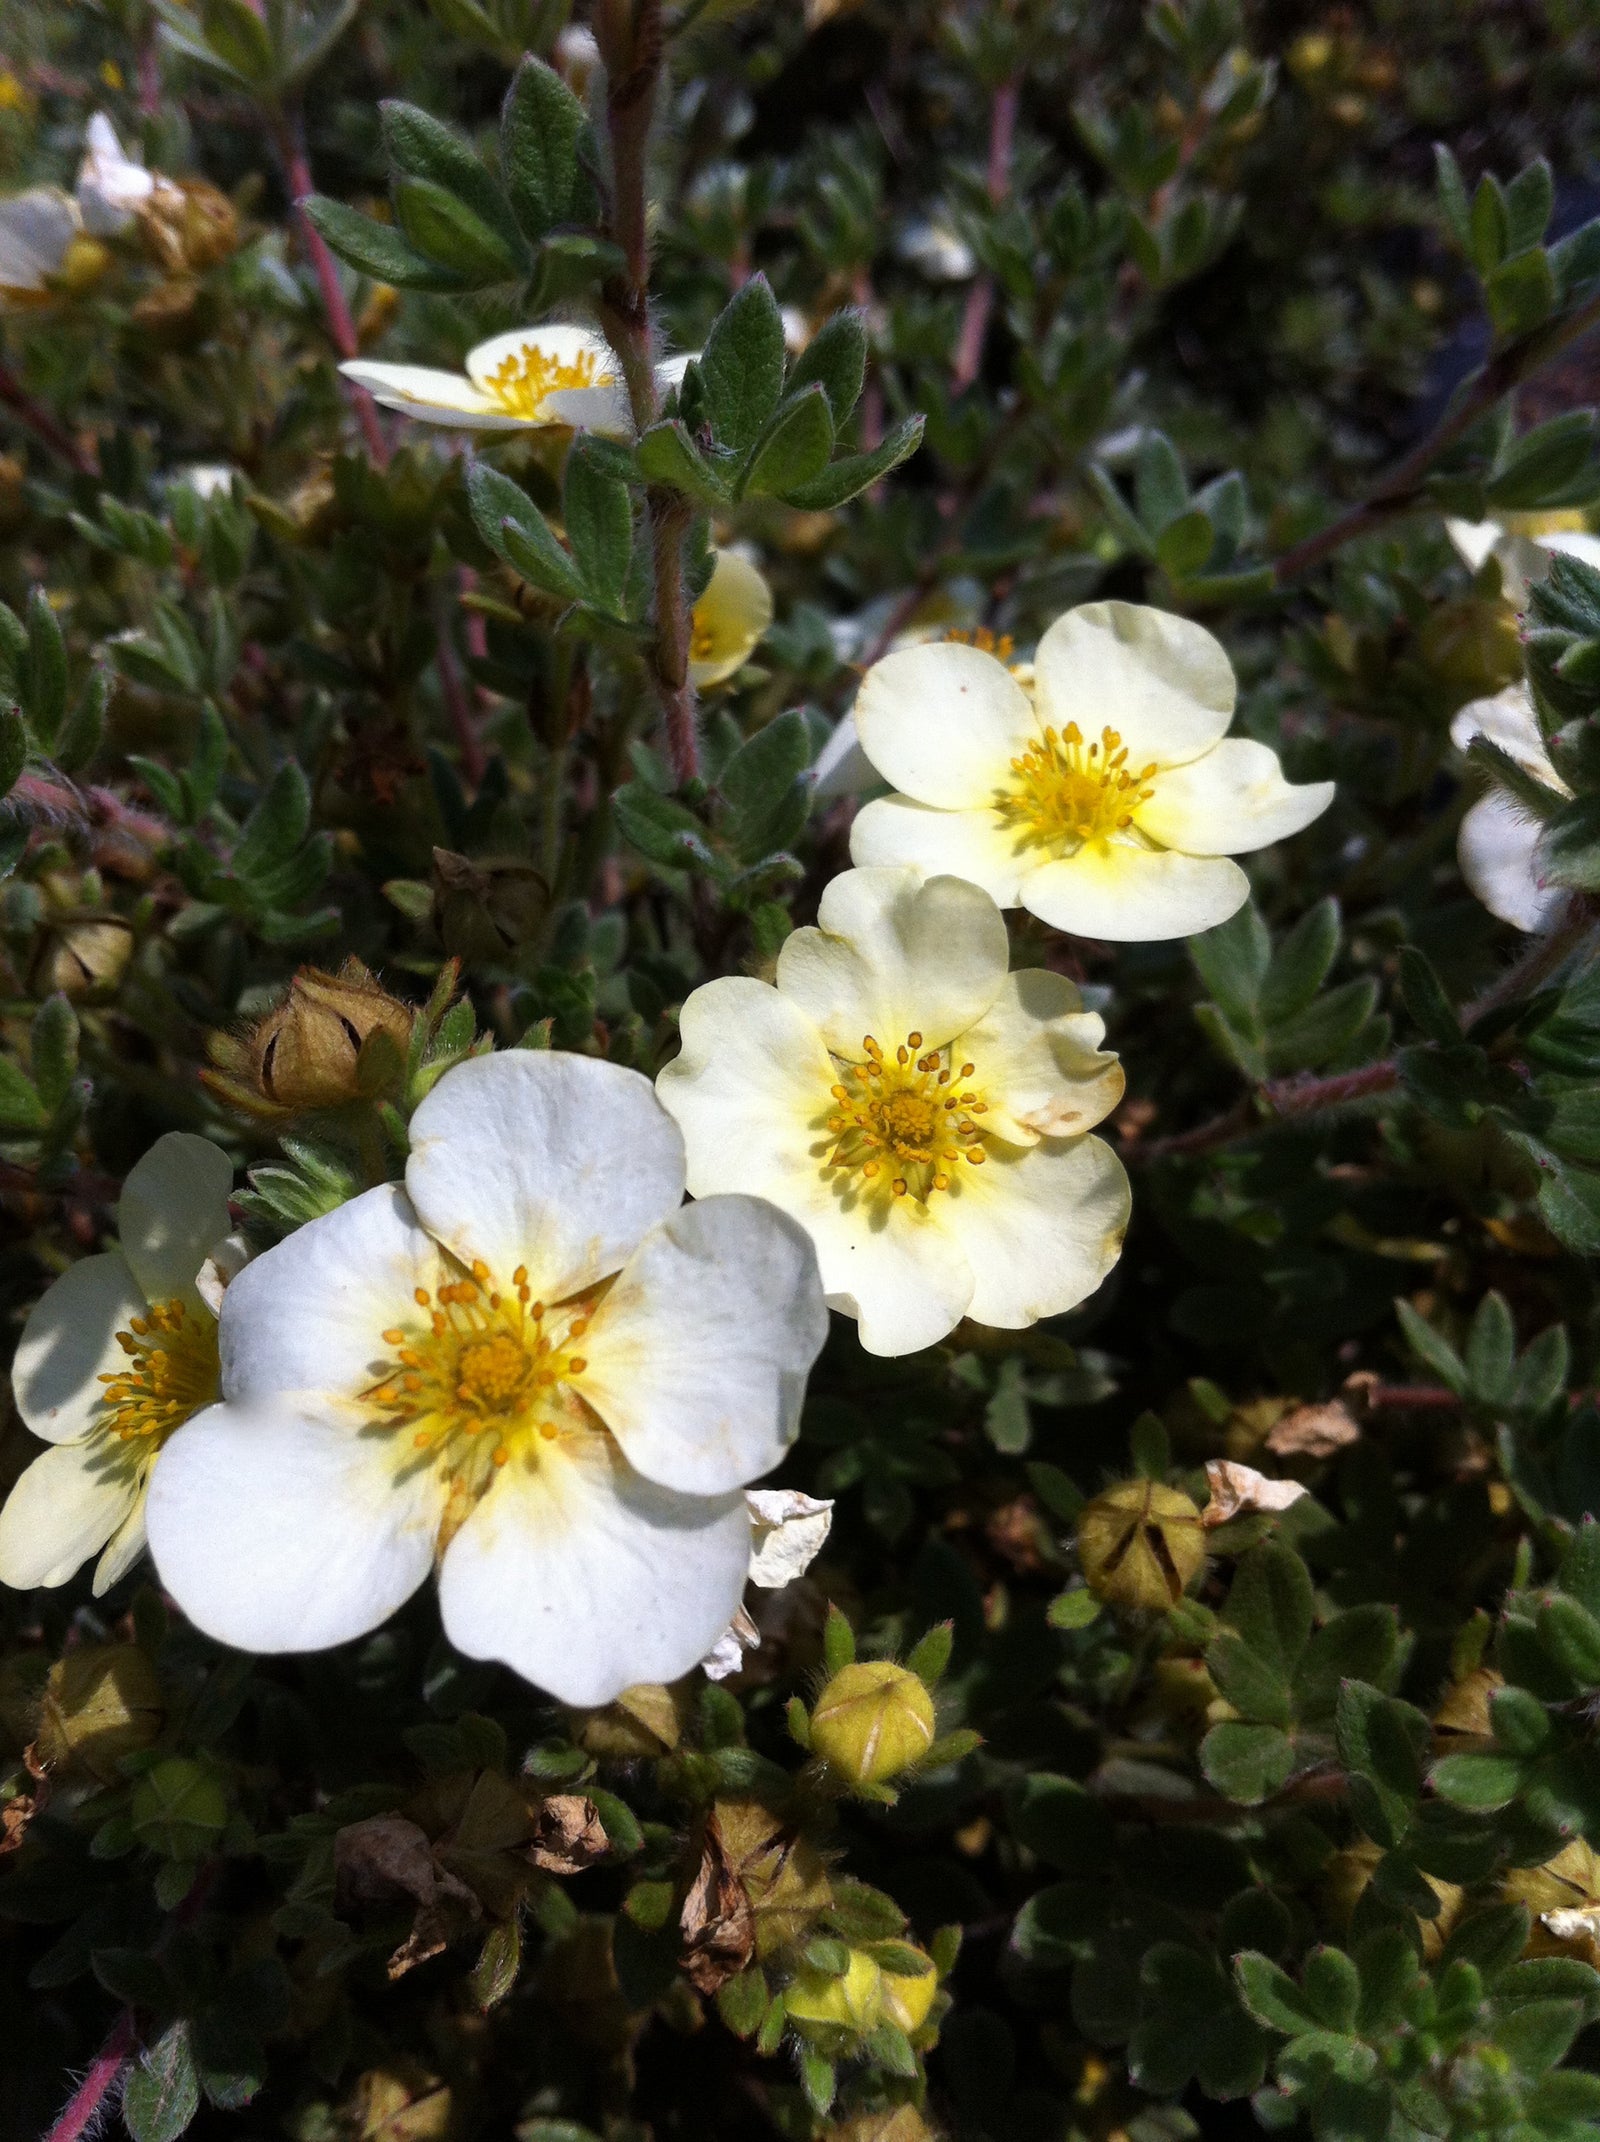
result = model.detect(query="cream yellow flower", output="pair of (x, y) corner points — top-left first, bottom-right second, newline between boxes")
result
(1451, 683), (1572, 932)
(341, 326), (690, 438)
(0, 187), (80, 307)
(849, 601), (1335, 942)
(656, 865), (1129, 1356)
(145, 1052), (828, 1705)
(1448, 511), (1600, 610)
(690, 548), (774, 688)
(0, 1135), (233, 1595)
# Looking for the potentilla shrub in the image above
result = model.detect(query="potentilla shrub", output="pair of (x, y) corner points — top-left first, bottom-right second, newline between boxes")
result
(5, 4), (1600, 2139)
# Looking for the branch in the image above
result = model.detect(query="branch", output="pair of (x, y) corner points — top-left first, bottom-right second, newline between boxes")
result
(271, 107), (388, 466)
(951, 77), (1019, 394)
(0, 357), (96, 476)
(1139, 1058), (1401, 1164)
(1272, 282), (1600, 584)
(43, 2010), (137, 2142)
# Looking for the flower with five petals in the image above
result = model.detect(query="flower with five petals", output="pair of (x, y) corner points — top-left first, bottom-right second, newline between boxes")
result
(340, 325), (689, 438)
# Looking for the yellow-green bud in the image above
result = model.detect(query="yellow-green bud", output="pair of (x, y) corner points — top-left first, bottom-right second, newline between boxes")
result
(1076, 1480), (1205, 1610)
(810, 1660), (934, 1786)
(880, 1951), (939, 2034)
(35, 1644), (162, 1783)
(785, 1948), (885, 2034)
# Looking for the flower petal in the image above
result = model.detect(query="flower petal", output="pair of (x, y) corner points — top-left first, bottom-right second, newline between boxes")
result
(465, 324), (619, 394)
(0, 188), (79, 293)
(1022, 842), (1249, 941)
(146, 1399), (442, 1653)
(776, 867), (1008, 1054)
(76, 112), (154, 236)
(1450, 684), (1560, 783)
(960, 969), (1125, 1143)
(337, 360), (503, 423)
(219, 1184), (441, 1406)
(0, 1441), (136, 1590)
(747, 1488), (833, 1586)
(1458, 790), (1567, 933)
(853, 642), (1037, 806)
(12, 1252), (145, 1444)
(438, 1433), (749, 1706)
(94, 1494), (150, 1596)
(655, 976), (973, 1354)
(1133, 738), (1334, 857)
(689, 549), (773, 688)
(945, 1133), (1130, 1329)
(1033, 602), (1236, 770)
(849, 795), (1027, 906)
(580, 1196), (828, 1497)
(117, 1132), (234, 1306)
(539, 382), (635, 435)
(407, 1052), (685, 1301)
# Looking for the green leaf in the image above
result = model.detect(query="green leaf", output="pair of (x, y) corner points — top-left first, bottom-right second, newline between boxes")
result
(1235, 1952), (1319, 2035)
(1135, 431), (1189, 531)
(699, 276), (787, 453)
(1156, 508), (1214, 578)
(1335, 1682), (1429, 1845)
(1487, 412), (1599, 510)
(0, 1057), (43, 1132)
(783, 415), (924, 509)
(381, 101), (524, 259)
(740, 385), (835, 499)
(1200, 1722), (1295, 1804)
(392, 176), (523, 281)
(1260, 899), (1339, 1024)
(1429, 1750), (1527, 1811)
(233, 760), (311, 883)
(30, 994), (79, 1113)
(299, 198), (466, 290)
(1131, 1943), (1268, 2099)
(1394, 1300), (1468, 1393)
(1486, 246), (1558, 338)
(785, 311), (867, 427)
(1292, 1604), (1399, 1723)
(1301, 1947), (1360, 2033)
(716, 1966), (768, 2038)
(1435, 144), (1473, 252)
(1470, 171), (1510, 274)
(1010, 1774), (1113, 1876)
(612, 783), (715, 873)
(798, 2048), (835, 2118)
(1398, 946), (1459, 1044)
(55, 666), (108, 774)
(1222, 1543), (1313, 1677)
(0, 700), (25, 797)
(1265, 978), (1380, 1075)
(634, 421), (732, 508)
(720, 710), (811, 862)
(1489, 1683), (1551, 1757)
(197, 0), (274, 83)
(123, 2020), (201, 2142)
(20, 587), (66, 746)
(1192, 901), (1269, 1028)
(468, 1919), (522, 2010)
(500, 57), (593, 242)
(1492, 1996), (1584, 2076)
(1505, 157), (1556, 253)
(562, 443), (633, 614)
(1207, 1631), (1293, 1727)
(1465, 1289), (1517, 1405)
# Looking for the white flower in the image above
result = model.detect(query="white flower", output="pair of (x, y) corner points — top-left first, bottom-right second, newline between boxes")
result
(144, 1052), (829, 1706)
(898, 218), (976, 282)
(76, 112), (166, 237)
(1450, 684), (1572, 933)
(340, 327), (691, 438)
(849, 601), (1335, 943)
(656, 865), (1130, 1356)
(0, 187), (80, 305)
(690, 548), (773, 688)
(701, 1487), (833, 1680)
(171, 463), (240, 502)
(1448, 513), (1600, 610)
(0, 1134), (233, 1596)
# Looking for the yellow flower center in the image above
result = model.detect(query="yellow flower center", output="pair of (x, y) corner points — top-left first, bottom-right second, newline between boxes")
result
(97, 1299), (219, 1448)
(823, 1031), (990, 1203)
(996, 721), (1158, 853)
(365, 1262), (594, 1548)
(483, 345), (603, 419)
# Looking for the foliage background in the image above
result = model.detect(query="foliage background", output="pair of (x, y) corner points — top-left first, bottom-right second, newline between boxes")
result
(6, 1), (1600, 2139)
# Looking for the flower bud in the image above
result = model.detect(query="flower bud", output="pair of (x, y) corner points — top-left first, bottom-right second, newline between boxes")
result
(33, 915), (134, 999)
(879, 1950), (938, 2034)
(140, 178), (239, 275)
(1076, 1479), (1205, 1610)
(809, 1660), (935, 1786)
(35, 1644), (162, 1783)
(785, 1948), (884, 2034)
(206, 958), (414, 1117)
(826, 2112), (937, 2142)
(431, 848), (548, 964)
(58, 235), (111, 294)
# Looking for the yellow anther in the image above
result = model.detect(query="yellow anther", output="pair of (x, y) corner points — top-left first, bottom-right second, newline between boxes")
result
(513, 1265), (528, 1287)
(382, 1328), (405, 1345)
(568, 1356), (587, 1374)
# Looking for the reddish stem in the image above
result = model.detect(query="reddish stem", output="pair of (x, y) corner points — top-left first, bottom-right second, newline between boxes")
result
(43, 2010), (137, 2142)
(434, 601), (486, 786)
(273, 109), (388, 465)
(0, 358), (95, 476)
(1141, 1058), (1401, 1163)
(951, 77), (1019, 393)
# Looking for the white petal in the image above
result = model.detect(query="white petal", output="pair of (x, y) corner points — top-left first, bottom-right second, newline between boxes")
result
(853, 642), (1037, 806)
(146, 1399), (442, 1653)
(689, 549), (773, 688)
(747, 1489), (833, 1586)
(117, 1132), (234, 1305)
(1450, 684), (1562, 785)
(960, 969), (1125, 1143)
(465, 324), (619, 394)
(849, 794), (1028, 906)
(776, 866), (1008, 1054)
(195, 1231), (253, 1317)
(656, 351), (698, 392)
(12, 1253), (145, 1445)
(219, 1184), (441, 1405)
(94, 1495), (150, 1595)
(337, 361), (503, 423)
(1133, 738), (1335, 857)
(1446, 519), (1504, 574)
(1538, 529), (1600, 573)
(438, 1433), (750, 1705)
(1033, 602), (1236, 770)
(946, 1134), (1130, 1329)
(657, 975), (975, 1356)
(1022, 842), (1249, 942)
(407, 1052), (685, 1302)
(1458, 790), (1566, 933)
(538, 381), (634, 435)
(811, 711), (877, 800)
(580, 1196), (827, 1497)
(0, 1441), (137, 1590)
(0, 188), (79, 292)
(701, 1605), (760, 1681)
(76, 113), (154, 236)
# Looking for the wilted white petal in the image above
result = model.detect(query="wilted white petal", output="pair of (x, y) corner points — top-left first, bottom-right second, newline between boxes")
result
(701, 1604), (761, 1681)
(746, 1489), (833, 1586)
(195, 1232), (253, 1317)
(1202, 1459), (1309, 1528)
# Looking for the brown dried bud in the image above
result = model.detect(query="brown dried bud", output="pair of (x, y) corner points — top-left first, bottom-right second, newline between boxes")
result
(430, 848), (548, 964)
(35, 1643), (163, 1783)
(206, 957), (414, 1118)
(570, 1681), (682, 1758)
(139, 178), (239, 276)
(1077, 1479), (1206, 1610)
